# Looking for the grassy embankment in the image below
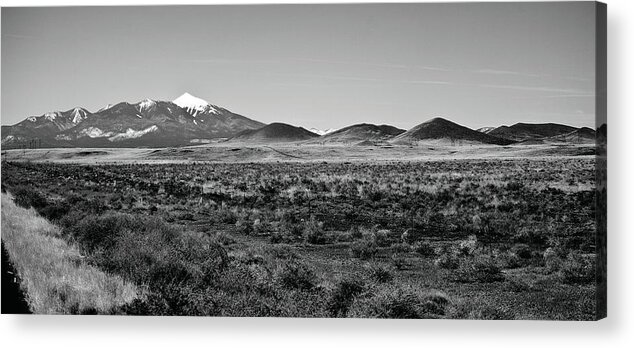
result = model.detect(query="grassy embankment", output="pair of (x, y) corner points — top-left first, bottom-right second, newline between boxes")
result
(1, 193), (139, 314)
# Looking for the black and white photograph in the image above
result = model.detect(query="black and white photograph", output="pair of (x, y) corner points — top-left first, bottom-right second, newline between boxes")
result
(1, 1), (607, 322)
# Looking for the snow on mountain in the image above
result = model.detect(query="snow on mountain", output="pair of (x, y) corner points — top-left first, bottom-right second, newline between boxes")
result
(309, 127), (337, 136)
(79, 127), (113, 138)
(71, 107), (89, 123)
(44, 112), (59, 121)
(137, 99), (157, 112)
(108, 125), (159, 142)
(173, 92), (218, 117)
(476, 126), (496, 134)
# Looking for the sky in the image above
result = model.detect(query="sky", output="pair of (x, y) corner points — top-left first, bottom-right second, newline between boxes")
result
(1, 2), (597, 130)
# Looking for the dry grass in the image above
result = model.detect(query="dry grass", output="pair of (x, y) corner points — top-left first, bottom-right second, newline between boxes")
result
(1, 193), (139, 314)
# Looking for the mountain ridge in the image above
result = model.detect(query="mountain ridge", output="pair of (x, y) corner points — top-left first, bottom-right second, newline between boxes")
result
(2, 101), (598, 148)
(1, 93), (265, 148)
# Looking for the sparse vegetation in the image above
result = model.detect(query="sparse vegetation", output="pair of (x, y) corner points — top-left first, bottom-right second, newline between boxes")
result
(0, 156), (598, 319)
(1, 194), (139, 314)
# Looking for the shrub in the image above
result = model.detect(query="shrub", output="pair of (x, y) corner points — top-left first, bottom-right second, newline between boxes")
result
(511, 243), (532, 259)
(391, 254), (409, 270)
(264, 244), (299, 261)
(269, 232), (285, 244)
(512, 227), (548, 246)
(458, 235), (478, 256)
(252, 218), (273, 235)
(216, 209), (238, 224)
(12, 186), (48, 210)
(449, 299), (516, 320)
(413, 241), (436, 257)
(210, 231), (236, 246)
(275, 261), (317, 291)
(453, 256), (504, 283)
(350, 239), (378, 260)
(328, 277), (366, 317)
(38, 200), (71, 222)
(303, 217), (328, 245)
(434, 247), (460, 270)
(64, 213), (137, 252)
(348, 226), (363, 240)
(373, 229), (393, 247)
(364, 264), (394, 283)
(347, 285), (450, 319)
(401, 228), (424, 244)
(497, 250), (522, 269)
(235, 217), (253, 235)
(543, 247), (563, 273)
(559, 252), (595, 284)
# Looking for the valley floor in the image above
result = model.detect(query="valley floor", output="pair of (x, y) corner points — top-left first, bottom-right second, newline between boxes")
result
(0, 146), (601, 319)
(1, 143), (595, 164)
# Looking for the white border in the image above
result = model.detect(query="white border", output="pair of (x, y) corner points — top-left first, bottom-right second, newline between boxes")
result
(1, 1), (632, 347)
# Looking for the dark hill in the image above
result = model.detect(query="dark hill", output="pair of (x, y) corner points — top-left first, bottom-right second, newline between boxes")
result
(392, 117), (514, 145)
(316, 123), (405, 143)
(231, 123), (319, 143)
(489, 123), (577, 142)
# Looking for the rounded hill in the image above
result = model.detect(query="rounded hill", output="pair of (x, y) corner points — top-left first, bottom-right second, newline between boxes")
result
(231, 123), (319, 143)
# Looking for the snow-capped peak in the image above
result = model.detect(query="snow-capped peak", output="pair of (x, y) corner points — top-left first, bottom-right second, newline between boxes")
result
(71, 107), (88, 123)
(137, 99), (156, 112)
(173, 92), (218, 117)
(174, 93), (209, 111)
(44, 112), (59, 121)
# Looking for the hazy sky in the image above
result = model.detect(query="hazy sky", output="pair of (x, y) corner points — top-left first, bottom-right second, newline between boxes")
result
(2, 3), (597, 130)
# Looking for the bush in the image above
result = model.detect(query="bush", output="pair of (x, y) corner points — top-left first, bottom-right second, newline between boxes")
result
(543, 247), (563, 273)
(64, 213), (138, 252)
(559, 252), (595, 284)
(449, 299), (516, 320)
(511, 244), (532, 259)
(348, 226), (363, 240)
(413, 241), (436, 257)
(275, 261), (317, 291)
(401, 228), (424, 244)
(391, 254), (409, 270)
(264, 244), (299, 261)
(373, 229), (393, 247)
(235, 218), (253, 235)
(38, 200), (71, 222)
(512, 227), (548, 246)
(497, 250), (522, 269)
(12, 186), (48, 210)
(209, 231), (236, 246)
(458, 235), (478, 256)
(328, 277), (366, 317)
(347, 285), (450, 319)
(303, 217), (328, 244)
(434, 248), (460, 270)
(453, 256), (504, 283)
(364, 264), (394, 283)
(216, 209), (238, 224)
(252, 218), (273, 235)
(350, 239), (378, 260)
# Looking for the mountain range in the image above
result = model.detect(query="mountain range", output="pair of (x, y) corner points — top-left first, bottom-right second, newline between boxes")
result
(2, 93), (264, 148)
(1, 93), (599, 149)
